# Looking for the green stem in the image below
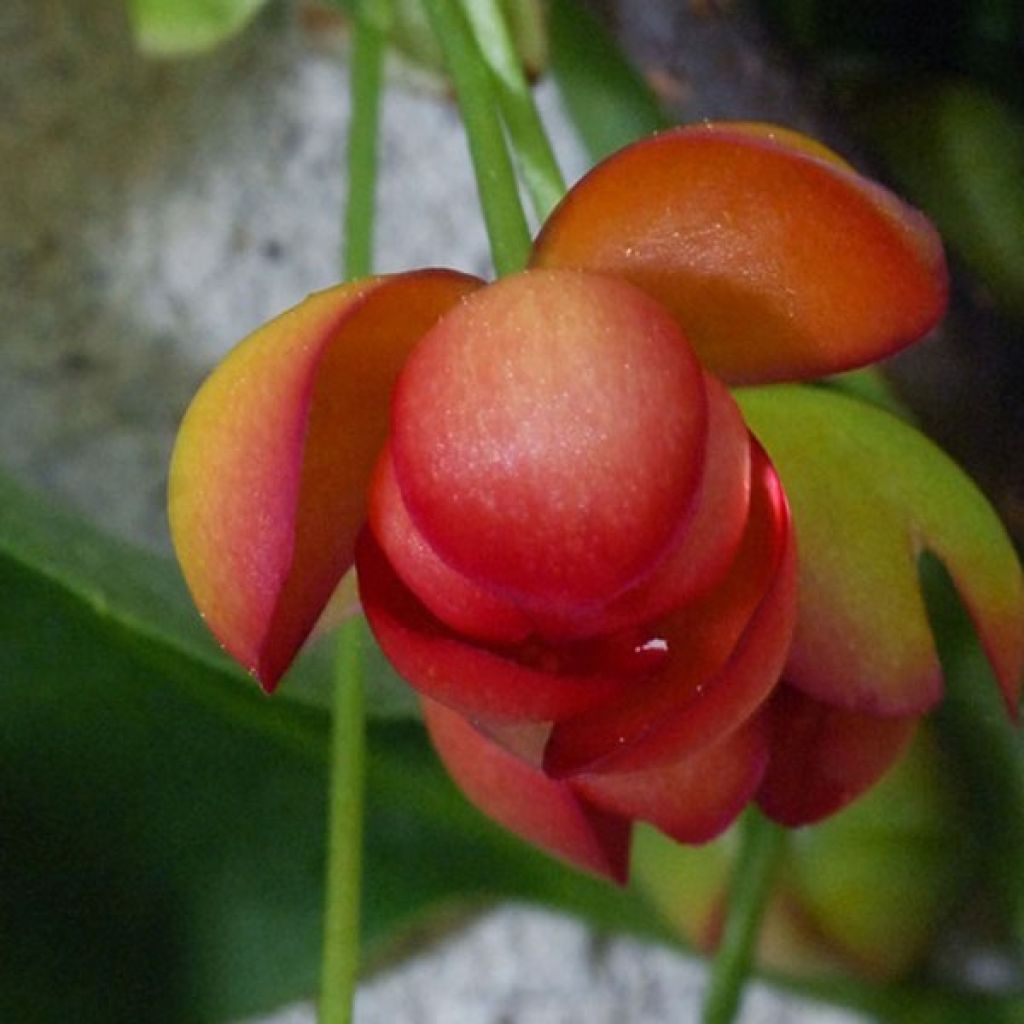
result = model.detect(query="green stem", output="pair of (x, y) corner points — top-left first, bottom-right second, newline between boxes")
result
(459, 0), (566, 220)
(319, 618), (368, 1024)
(320, 2), (386, 1015)
(701, 809), (786, 1024)
(343, 0), (390, 280)
(423, 0), (532, 276)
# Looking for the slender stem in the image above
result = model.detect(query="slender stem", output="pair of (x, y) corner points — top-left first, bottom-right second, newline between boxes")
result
(343, 0), (390, 280)
(701, 809), (786, 1024)
(320, 618), (368, 1024)
(320, 3), (387, 1016)
(459, 0), (566, 220)
(423, 0), (533, 276)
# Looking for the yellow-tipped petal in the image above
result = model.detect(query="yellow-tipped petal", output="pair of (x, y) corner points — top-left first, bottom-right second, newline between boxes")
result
(169, 269), (482, 688)
(739, 386), (1024, 716)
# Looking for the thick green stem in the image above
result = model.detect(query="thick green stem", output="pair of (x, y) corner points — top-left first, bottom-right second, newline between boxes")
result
(343, 0), (390, 280)
(319, 618), (368, 1024)
(701, 809), (786, 1024)
(459, 0), (566, 220)
(423, 0), (532, 276)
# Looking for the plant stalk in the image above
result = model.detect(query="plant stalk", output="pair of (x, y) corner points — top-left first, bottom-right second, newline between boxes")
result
(343, 0), (390, 280)
(320, 0), (387, 1016)
(701, 809), (786, 1024)
(459, 0), (566, 220)
(319, 618), (368, 1024)
(423, 0), (532, 276)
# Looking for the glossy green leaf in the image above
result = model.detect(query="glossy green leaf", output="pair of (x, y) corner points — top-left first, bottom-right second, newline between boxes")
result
(0, 475), (665, 1020)
(0, 470), (414, 726)
(128, 0), (271, 55)
(862, 81), (1024, 321)
(548, 0), (668, 162)
(737, 386), (1023, 716)
(2, 478), (1017, 1023)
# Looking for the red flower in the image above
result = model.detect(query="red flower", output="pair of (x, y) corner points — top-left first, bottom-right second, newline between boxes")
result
(170, 124), (1022, 883)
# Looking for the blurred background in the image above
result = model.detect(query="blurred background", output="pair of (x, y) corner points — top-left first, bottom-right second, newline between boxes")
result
(2, 1), (1021, 1021)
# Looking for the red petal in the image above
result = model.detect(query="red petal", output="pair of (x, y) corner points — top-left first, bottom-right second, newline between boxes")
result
(369, 443), (533, 645)
(169, 270), (481, 688)
(573, 715), (768, 844)
(357, 530), (638, 722)
(757, 685), (917, 827)
(390, 268), (707, 616)
(544, 445), (797, 776)
(533, 124), (947, 385)
(423, 698), (631, 883)
(591, 373), (751, 635)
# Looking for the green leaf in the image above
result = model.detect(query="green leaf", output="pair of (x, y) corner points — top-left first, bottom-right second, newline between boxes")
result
(127, 0), (271, 56)
(547, 0), (669, 162)
(0, 470), (415, 729)
(0, 476), (663, 1020)
(3, 477), (1019, 1022)
(861, 81), (1024, 321)
(737, 385), (1023, 716)
(925, 555), (1024, 956)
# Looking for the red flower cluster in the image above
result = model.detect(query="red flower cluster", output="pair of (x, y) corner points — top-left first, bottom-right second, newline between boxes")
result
(170, 124), (1022, 882)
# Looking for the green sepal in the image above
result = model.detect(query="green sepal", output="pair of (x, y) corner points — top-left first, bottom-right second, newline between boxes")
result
(737, 385), (1023, 716)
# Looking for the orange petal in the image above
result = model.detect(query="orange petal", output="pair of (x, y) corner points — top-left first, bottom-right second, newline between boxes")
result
(169, 270), (482, 689)
(423, 698), (631, 883)
(573, 714), (768, 844)
(533, 123), (947, 385)
(757, 685), (917, 827)
(544, 444), (797, 776)
(390, 268), (707, 614)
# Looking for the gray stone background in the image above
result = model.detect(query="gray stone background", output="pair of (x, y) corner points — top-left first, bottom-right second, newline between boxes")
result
(7, 0), (1004, 1020)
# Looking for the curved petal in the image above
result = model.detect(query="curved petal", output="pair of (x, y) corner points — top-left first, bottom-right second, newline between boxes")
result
(369, 443), (533, 645)
(590, 373), (751, 636)
(544, 444), (797, 776)
(374, 373), (749, 646)
(533, 123), (947, 385)
(757, 685), (917, 827)
(422, 698), (631, 884)
(357, 530), (640, 722)
(738, 385), (1024, 716)
(390, 268), (707, 614)
(169, 270), (482, 689)
(573, 714), (768, 844)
